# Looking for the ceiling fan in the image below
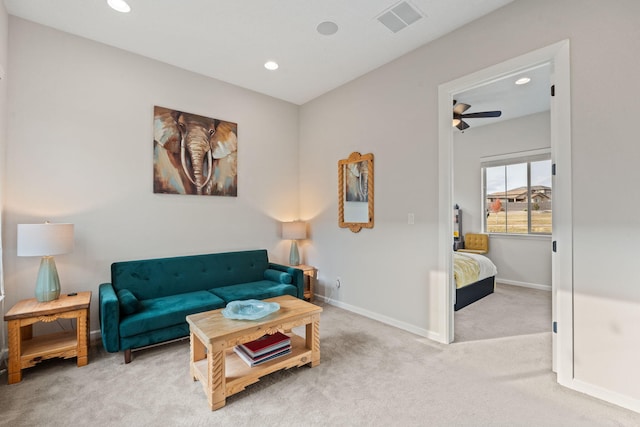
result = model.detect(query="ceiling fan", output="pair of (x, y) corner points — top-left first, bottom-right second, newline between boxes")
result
(452, 100), (502, 130)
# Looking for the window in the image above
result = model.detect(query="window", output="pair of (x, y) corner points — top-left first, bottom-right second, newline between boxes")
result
(482, 152), (552, 235)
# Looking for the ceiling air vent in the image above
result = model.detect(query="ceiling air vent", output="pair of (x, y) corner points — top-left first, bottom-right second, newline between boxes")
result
(377, 1), (423, 33)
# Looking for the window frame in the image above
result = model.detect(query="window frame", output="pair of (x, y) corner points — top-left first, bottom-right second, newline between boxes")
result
(481, 149), (552, 236)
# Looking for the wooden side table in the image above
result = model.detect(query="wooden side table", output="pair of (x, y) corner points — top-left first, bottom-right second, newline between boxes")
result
(4, 291), (91, 384)
(291, 264), (317, 302)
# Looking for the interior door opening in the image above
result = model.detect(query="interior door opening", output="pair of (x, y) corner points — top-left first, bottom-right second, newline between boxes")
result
(437, 40), (572, 382)
(451, 65), (552, 344)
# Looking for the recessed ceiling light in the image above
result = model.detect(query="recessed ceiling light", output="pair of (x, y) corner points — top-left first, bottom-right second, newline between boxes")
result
(264, 61), (279, 71)
(317, 21), (339, 36)
(107, 0), (131, 13)
(515, 77), (531, 85)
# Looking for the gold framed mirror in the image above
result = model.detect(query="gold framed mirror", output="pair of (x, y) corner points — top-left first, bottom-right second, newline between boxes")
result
(338, 152), (374, 232)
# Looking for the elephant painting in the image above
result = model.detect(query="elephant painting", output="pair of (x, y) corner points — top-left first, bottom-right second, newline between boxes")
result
(153, 106), (237, 196)
(345, 160), (369, 202)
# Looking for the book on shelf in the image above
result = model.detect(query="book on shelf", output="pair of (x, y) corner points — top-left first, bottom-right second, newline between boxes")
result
(238, 331), (291, 358)
(234, 345), (292, 367)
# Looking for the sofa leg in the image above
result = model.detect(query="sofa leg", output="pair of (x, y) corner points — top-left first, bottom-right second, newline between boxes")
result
(124, 349), (132, 364)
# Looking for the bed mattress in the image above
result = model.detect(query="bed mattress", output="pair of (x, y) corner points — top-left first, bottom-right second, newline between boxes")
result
(453, 252), (497, 288)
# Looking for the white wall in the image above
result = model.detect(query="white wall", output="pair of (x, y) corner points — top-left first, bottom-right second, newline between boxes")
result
(300, 0), (640, 409)
(454, 112), (551, 289)
(4, 18), (300, 333)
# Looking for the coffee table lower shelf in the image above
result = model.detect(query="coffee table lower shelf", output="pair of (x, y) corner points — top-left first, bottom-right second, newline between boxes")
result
(192, 334), (311, 401)
(187, 295), (322, 410)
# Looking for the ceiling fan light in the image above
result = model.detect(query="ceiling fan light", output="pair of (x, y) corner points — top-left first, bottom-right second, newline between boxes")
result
(107, 0), (131, 13)
(452, 119), (461, 127)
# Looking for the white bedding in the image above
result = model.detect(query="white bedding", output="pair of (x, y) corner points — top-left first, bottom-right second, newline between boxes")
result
(455, 252), (497, 282)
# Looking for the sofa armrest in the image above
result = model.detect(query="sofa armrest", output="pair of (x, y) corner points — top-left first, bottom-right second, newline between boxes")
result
(269, 262), (305, 299)
(99, 282), (121, 353)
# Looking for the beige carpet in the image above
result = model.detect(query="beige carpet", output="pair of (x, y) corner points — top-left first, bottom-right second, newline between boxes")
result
(455, 283), (552, 342)
(1, 302), (639, 427)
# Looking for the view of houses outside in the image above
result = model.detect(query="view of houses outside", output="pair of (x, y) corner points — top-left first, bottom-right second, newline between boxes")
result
(485, 159), (552, 234)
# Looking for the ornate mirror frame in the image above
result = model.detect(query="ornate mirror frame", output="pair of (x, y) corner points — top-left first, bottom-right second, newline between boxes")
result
(338, 152), (374, 232)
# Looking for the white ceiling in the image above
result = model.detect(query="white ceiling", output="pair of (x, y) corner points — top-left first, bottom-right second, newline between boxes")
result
(4, 0), (514, 105)
(454, 62), (551, 130)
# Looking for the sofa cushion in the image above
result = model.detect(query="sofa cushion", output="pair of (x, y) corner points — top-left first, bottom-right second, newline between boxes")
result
(209, 280), (297, 303)
(117, 289), (141, 315)
(119, 291), (225, 338)
(111, 249), (270, 300)
(264, 269), (292, 284)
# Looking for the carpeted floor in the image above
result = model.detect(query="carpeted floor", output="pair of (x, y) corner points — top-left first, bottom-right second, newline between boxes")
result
(1, 297), (639, 426)
(454, 283), (551, 342)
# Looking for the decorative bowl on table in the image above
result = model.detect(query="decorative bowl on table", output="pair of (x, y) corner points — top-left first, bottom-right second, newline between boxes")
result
(221, 299), (280, 320)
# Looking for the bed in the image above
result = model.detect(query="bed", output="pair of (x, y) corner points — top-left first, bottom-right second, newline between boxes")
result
(453, 252), (497, 311)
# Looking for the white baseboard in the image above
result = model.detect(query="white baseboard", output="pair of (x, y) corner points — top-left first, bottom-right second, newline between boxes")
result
(561, 377), (640, 414)
(314, 294), (441, 342)
(497, 278), (551, 291)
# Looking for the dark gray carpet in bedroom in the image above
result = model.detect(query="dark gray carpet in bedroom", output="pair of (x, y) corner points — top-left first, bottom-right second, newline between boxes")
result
(454, 282), (551, 342)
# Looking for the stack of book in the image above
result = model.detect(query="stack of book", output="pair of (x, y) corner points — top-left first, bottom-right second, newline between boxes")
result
(234, 331), (292, 367)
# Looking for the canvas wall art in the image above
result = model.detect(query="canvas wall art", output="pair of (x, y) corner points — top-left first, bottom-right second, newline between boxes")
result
(153, 106), (238, 196)
(345, 160), (369, 202)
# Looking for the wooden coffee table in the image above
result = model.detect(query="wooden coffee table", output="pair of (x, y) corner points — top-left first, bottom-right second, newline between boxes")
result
(186, 295), (322, 410)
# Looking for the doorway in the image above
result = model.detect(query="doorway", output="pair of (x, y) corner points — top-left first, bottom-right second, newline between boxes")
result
(437, 40), (573, 383)
(452, 63), (552, 343)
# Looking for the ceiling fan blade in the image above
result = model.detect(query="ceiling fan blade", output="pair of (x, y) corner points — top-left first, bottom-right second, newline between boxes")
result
(456, 120), (470, 131)
(453, 102), (471, 115)
(461, 111), (502, 119)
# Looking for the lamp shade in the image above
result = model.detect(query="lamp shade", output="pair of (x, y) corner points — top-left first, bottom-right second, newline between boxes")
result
(17, 223), (75, 257)
(282, 221), (306, 240)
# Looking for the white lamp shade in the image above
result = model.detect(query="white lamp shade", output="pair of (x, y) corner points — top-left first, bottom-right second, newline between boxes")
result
(17, 223), (75, 257)
(282, 221), (306, 240)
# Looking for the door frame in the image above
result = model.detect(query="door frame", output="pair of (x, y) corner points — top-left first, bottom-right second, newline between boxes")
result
(437, 40), (573, 385)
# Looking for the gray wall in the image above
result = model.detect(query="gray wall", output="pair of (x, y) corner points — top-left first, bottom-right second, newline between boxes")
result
(299, 0), (640, 409)
(4, 17), (301, 333)
(0, 1), (7, 303)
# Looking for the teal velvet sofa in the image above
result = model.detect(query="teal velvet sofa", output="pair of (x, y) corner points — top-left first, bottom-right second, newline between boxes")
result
(99, 249), (303, 363)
